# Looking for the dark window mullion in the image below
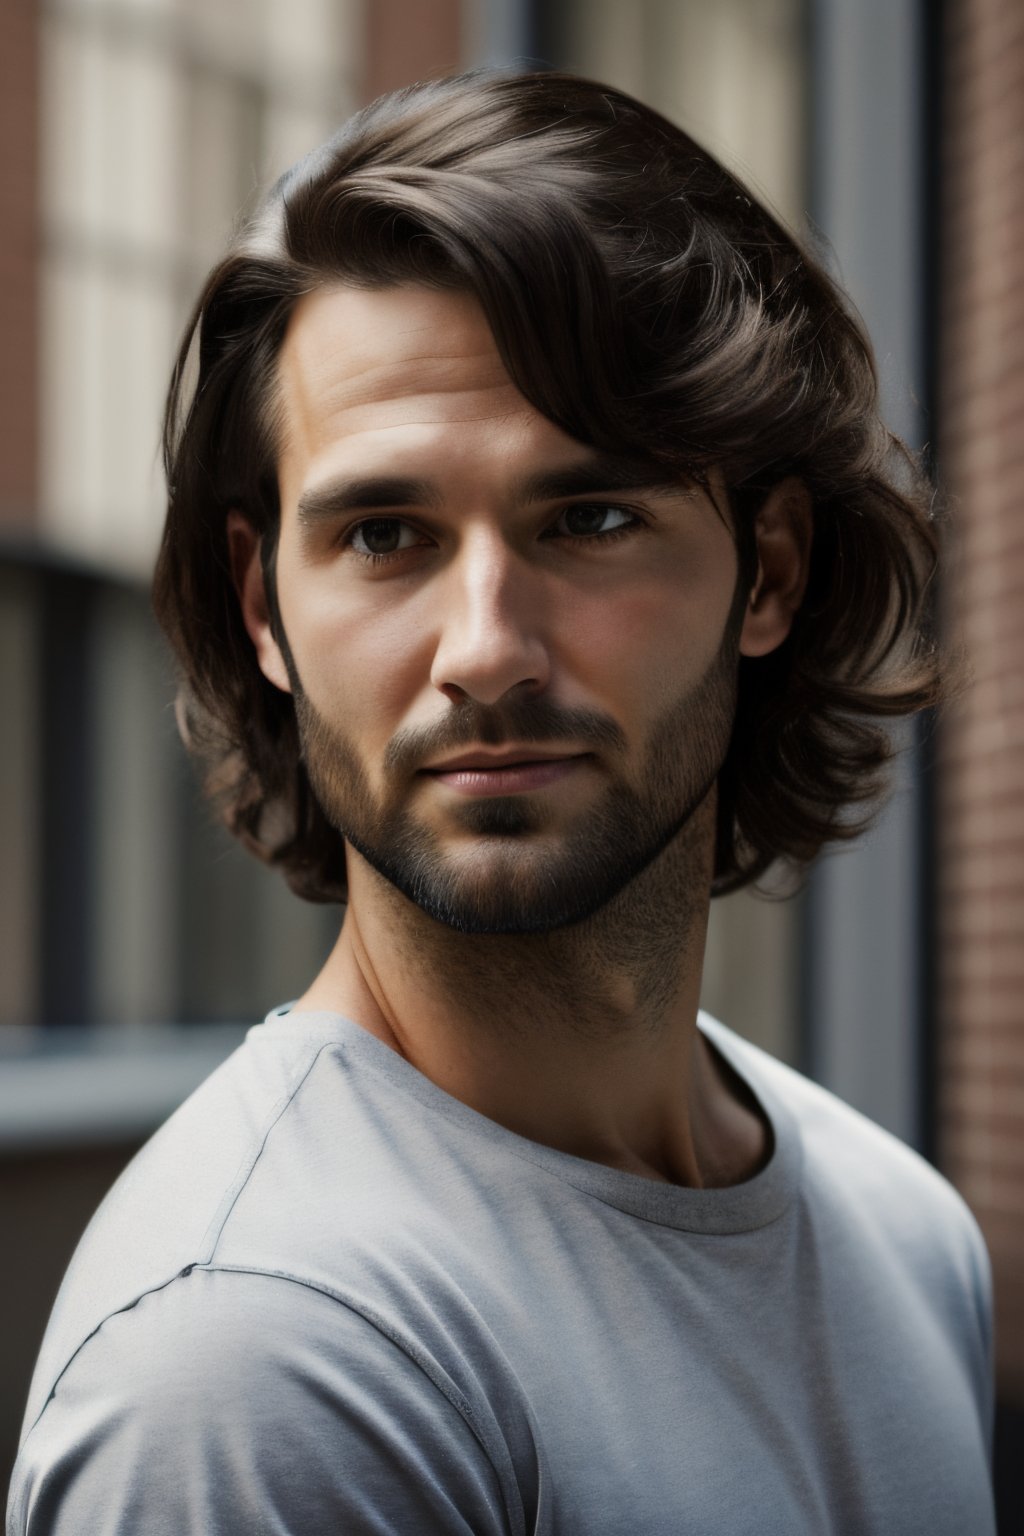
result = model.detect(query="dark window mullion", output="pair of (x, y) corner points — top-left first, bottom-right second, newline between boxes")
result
(38, 568), (98, 1027)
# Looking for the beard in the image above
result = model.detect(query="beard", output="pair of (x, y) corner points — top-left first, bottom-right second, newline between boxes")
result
(284, 624), (740, 937)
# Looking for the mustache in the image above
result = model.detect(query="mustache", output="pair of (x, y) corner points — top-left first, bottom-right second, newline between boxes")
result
(383, 697), (627, 776)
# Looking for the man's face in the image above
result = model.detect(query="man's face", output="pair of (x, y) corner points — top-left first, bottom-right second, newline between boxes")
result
(255, 284), (745, 933)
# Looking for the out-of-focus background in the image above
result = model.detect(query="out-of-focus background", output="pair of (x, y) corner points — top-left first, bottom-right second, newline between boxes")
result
(0, 0), (1020, 1521)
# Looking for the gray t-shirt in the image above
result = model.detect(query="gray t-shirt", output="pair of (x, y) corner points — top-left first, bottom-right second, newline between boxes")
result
(8, 1008), (994, 1535)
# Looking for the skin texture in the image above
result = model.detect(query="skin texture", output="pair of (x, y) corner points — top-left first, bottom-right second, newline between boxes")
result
(230, 283), (811, 1188)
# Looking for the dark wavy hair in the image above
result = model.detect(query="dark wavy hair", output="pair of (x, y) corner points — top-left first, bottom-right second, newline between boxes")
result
(153, 69), (942, 903)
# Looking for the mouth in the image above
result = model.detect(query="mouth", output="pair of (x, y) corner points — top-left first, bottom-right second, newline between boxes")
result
(422, 746), (587, 772)
(419, 747), (593, 797)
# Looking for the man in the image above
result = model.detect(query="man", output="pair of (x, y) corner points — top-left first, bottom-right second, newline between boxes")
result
(9, 71), (993, 1534)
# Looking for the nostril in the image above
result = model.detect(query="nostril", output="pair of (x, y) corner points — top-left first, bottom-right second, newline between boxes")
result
(430, 624), (551, 706)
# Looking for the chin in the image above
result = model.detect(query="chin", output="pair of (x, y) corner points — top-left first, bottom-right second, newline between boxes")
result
(361, 834), (644, 936)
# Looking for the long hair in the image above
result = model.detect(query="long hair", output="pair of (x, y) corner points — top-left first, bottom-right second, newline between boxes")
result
(153, 69), (942, 902)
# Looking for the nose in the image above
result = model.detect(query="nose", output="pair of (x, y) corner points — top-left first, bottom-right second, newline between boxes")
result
(429, 529), (551, 706)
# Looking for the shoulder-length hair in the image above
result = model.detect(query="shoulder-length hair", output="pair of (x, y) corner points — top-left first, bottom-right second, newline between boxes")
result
(153, 69), (941, 902)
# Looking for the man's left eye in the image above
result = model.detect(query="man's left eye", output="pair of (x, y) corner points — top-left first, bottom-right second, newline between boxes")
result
(554, 504), (636, 538)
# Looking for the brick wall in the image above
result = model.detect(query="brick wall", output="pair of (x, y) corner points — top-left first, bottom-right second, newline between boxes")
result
(363, 0), (463, 102)
(939, 0), (1024, 1401)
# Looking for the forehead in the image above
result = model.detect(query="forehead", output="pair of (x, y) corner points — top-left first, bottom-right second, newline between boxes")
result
(272, 282), (636, 520)
(275, 283), (521, 448)
(271, 283), (706, 527)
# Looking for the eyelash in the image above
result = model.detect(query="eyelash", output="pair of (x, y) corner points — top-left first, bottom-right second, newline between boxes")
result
(546, 504), (642, 544)
(341, 504), (646, 565)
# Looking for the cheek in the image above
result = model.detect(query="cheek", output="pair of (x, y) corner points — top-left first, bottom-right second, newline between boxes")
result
(280, 571), (434, 740)
(565, 572), (734, 716)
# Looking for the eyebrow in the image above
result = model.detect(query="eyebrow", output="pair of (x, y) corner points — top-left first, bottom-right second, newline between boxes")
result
(520, 457), (683, 503)
(295, 454), (684, 528)
(297, 476), (439, 527)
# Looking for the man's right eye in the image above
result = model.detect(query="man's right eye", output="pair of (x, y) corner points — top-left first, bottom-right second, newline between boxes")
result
(347, 519), (422, 557)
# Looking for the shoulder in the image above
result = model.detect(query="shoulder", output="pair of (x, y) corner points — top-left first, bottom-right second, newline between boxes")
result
(18, 1021), (337, 1435)
(702, 1013), (993, 1448)
(13, 1025), (545, 1534)
(10, 1266), (523, 1536)
(702, 1014), (992, 1312)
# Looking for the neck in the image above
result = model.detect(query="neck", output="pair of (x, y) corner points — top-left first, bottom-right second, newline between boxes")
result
(295, 792), (768, 1187)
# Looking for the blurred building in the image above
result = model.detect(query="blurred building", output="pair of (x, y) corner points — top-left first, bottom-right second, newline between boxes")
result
(0, 0), (1020, 1522)
(938, 0), (1024, 1517)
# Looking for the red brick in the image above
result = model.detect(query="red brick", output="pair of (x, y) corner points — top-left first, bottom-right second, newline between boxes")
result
(938, 0), (1024, 1405)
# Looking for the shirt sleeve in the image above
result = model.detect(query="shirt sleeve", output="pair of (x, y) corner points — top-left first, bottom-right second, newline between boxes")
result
(8, 1266), (519, 1536)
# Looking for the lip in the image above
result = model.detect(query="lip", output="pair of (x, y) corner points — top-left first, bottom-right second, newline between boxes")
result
(421, 746), (589, 773)
(419, 748), (592, 797)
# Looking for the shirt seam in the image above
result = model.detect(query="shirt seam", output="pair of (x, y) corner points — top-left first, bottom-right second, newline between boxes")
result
(201, 1039), (343, 1263)
(20, 1261), (526, 1534)
(23, 1039), (342, 1445)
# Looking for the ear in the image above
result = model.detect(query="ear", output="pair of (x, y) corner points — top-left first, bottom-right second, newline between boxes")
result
(738, 478), (813, 659)
(226, 511), (292, 695)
